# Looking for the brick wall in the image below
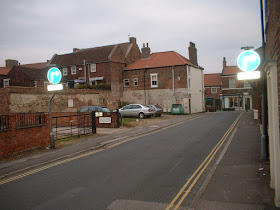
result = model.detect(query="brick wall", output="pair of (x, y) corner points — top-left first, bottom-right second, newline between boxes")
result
(0, 113), (50, 158)
(0, 87), (100, 114)
(265, 0), (280, 121)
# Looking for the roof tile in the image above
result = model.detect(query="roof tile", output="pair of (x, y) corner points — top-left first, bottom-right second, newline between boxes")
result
(125, 51), (201, 70)
(204, 73), (222, 86)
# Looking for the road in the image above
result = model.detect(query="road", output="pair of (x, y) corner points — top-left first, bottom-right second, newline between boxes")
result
(0, 111), (241, 209)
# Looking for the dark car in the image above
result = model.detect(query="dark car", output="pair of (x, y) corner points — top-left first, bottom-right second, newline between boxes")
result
(148, 104), (163, 117)
(79, 106), (111, 114)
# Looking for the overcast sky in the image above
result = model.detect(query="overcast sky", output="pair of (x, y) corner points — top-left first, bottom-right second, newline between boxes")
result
(0, 0), (262, 73)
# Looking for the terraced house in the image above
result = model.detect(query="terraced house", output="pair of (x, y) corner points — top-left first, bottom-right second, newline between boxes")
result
(123, 42), (204, 114)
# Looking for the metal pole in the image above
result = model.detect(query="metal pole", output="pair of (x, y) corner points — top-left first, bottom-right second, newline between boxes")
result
(49, 92), (56, 149)
(260, 0), (269, 159)
(91, 111), (96, 134)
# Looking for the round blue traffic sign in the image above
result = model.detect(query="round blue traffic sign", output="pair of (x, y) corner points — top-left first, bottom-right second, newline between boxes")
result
(237, 50), (261, 72)
(47, 67), (62, 84)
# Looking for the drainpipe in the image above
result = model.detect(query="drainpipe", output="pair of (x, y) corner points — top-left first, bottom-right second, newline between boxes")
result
(172, 68), (175, 95)
(260, 0), (268, 160)
(84, 60), (87, 85)
(144, 69), (147, 104)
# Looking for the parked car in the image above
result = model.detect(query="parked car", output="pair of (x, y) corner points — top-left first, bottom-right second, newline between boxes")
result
(119, 104), (155, 119)
(148, 104), (163, 117)
(79, 106), (111, 113)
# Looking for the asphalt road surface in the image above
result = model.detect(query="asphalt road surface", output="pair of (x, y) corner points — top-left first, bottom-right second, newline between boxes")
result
(0, 111), (241, 210)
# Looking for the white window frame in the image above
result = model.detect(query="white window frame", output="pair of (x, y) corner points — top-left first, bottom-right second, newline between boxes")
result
(123, 79), (130, 87)
(229, 78), (236, 88)
(62, 67), (68, 76)
(133, 78), (138, 86)
(34, 81), (37, 87)
(71, 66), (77, 75)
(150, 73), (158, 88)
(244, 80), (251, 88)
(188, 78), (191, 89)
(91, 64), (96, 73)
(188, 66), (191, 75)
(211, 87), (217, 93)
(3, 78), (10, 87)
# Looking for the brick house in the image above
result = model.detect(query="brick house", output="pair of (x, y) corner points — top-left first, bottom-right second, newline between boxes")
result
(48, 37), (141, 108)
(262, 0), (280, 206)
(204, 73), (222, 110)
(221, 57), (260, 110)
(49, 37), (140, 88)
(0, 67), (11, 88)
(122, 42), (204, 114)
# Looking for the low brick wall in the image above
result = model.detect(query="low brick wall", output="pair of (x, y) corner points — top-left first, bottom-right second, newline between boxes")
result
(96, 112), (119, 128)
(0, 113), (50, 158)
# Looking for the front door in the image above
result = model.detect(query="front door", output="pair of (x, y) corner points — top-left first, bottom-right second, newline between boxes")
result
(245, 97), (251, 110)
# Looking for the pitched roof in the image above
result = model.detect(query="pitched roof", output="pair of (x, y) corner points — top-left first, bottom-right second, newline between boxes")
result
(22, 62), (48, 69)
(222, 66), (242, 75)
(204, 73), (222, 86)
(0, 67), (11, 75)
(125, 51), (202, 70)
(9, 66), (48, 80)
(50, 42), (132, 67)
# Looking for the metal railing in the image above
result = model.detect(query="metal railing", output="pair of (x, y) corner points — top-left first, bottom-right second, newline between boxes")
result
(16, 113), (46, 128)
(52, 114), (93, 140)
(0, 115), (9, 131)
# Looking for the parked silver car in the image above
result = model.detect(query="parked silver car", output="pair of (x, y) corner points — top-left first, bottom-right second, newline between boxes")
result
(148, 104), (163, 117)
(119, 104), (155, 119)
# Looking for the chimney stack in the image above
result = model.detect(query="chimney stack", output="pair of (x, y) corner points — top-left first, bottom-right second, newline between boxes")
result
(73, 48), (80, 53)
(223, 57), (227, 69)
(188, 42), (198, 66)
(141, 43), (151, 59)
(5, 59), (18, 68)
(129, 37), (136, 44)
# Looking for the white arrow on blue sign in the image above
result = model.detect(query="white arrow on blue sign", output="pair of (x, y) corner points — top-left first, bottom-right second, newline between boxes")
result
(47, 67), (62, 84)
(237, 50), (261, 72)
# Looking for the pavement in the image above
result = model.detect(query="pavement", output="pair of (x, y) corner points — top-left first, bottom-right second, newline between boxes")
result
(0, 111), (278, 209)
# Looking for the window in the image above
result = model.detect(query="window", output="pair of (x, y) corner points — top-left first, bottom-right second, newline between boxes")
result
(211, 87), (217, 93)
(229, 78), (235, 88)
(244, 81), (251, 88)
(34, 81), (37, 87)
(123, 79), (130, 87)
(91, 64), (96, 72)
(188, 78), (191, 89)
(3, 79), (10, 87)
(71, 66), (76, 75)
(150, 73), (158, 88)
(132, 105), (141, 109)
(133, 78), (138, 86)
(63, 68), (68, 76)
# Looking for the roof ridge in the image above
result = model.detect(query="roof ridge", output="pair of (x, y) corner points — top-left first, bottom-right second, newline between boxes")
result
(173, 51), (188, 64)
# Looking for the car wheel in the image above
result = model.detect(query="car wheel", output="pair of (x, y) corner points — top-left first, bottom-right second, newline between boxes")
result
(139, 113), (145, 119)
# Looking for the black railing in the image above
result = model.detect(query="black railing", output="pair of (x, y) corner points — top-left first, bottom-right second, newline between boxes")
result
(0, 115), (9, 131)
(52, 114), (93, 140)
(16, 113), (46, 128)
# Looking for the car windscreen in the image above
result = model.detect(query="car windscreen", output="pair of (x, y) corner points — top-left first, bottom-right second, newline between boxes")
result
(102, 108), (111, 112)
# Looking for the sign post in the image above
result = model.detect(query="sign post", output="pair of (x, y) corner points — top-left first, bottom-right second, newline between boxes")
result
(237, 50), (261, 80)
(47, 67), (63, 149)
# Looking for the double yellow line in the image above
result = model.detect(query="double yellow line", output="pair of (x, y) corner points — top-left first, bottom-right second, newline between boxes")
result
(166, 112), (243, 210)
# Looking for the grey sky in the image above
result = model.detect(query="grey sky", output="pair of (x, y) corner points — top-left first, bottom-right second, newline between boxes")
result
(0, 0), (262, 73)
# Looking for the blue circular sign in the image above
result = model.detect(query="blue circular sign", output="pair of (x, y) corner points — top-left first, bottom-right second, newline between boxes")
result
(47, 67), (62, 84)
(237, 50), (261, 72)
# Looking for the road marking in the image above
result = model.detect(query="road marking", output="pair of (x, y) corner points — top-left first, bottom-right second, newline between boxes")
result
(166, 113), (243, 210)
(0, 114), (205, 186)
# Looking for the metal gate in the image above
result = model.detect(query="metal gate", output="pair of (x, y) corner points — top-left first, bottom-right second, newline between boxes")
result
(52, 113), (93, 140)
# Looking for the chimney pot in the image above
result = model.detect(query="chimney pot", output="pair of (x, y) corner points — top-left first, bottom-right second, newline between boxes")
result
(141, 43), (151, 59)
